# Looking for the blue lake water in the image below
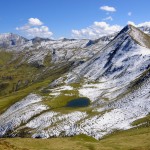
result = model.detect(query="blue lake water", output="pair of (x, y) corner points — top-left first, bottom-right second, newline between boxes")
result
(66, 97), (90, 107)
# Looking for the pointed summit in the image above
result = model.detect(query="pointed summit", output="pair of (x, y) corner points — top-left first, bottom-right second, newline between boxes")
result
(66, 24), (150, 83)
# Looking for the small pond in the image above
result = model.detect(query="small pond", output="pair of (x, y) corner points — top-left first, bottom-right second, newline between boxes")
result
(66, 97), (90, 108)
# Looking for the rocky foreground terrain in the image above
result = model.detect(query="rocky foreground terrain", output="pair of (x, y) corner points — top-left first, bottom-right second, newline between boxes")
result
(0, 24), (150, 140)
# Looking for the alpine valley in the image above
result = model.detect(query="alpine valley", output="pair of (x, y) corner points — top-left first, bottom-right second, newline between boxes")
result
(0, 24), (150, 149)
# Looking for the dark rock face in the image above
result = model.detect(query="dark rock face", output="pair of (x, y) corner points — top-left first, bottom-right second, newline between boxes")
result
(31, 37), (51, 44)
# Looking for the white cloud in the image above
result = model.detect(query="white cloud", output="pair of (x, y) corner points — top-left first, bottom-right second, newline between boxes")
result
(103, 16), (113, 21)
(16, 25), (30, 31)
(128, 12), (132, 16)
(100, 6), (116, 12)
(28, 18), (43, 26)
(16, 18), (53, 38)
(25, 26), (53, 38)
(72, 21), (122, 39)
(127, 21), (135, 26)
(127, 21), (150, 27)
(137, 22), (150, 27)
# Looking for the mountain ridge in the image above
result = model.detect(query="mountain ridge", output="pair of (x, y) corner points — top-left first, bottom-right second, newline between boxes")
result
(0, 24), (149, 50)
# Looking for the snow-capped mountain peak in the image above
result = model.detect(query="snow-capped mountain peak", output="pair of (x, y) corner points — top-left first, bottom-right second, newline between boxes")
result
(0, 33), (28, 48)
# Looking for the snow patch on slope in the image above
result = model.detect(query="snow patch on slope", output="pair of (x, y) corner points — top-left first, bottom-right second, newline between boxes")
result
(31, 111), (87, 138)
(0, 94), (48, 137)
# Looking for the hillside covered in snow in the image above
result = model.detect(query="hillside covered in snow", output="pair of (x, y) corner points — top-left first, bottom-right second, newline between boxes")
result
(0, 24), (150, 140)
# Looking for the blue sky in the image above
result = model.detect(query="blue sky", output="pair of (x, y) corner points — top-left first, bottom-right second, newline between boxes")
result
(0, 0), (150, 39)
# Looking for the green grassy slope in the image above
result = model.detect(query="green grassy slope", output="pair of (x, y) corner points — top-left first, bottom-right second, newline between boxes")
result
(0, 126), (150, 150)
(0, 50), (75, 114)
